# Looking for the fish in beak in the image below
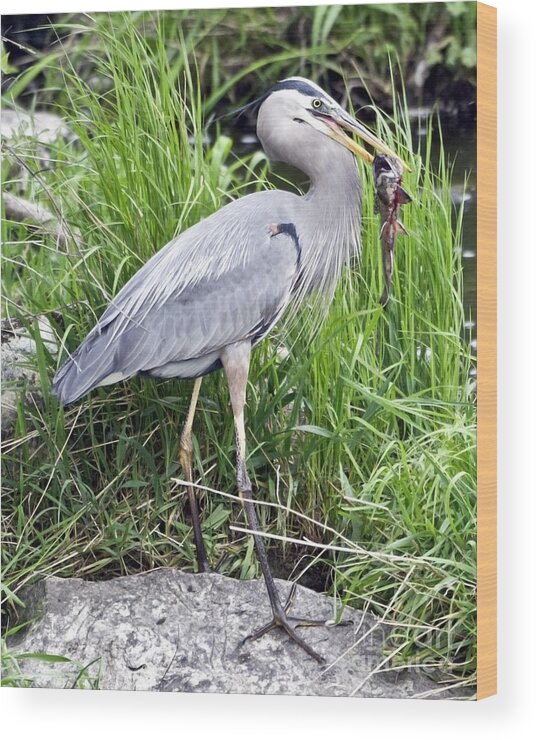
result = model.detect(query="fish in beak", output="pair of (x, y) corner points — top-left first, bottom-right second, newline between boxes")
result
(312, 103), (412, 306)
(373, 153), (412, 308)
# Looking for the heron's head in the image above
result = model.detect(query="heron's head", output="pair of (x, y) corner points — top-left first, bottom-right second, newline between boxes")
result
(256, 77), (405, 174)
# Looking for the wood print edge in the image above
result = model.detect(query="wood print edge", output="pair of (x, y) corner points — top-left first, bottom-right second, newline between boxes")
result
(476, 0), (497, 701)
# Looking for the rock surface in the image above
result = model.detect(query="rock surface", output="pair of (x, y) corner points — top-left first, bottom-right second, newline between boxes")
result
(3, 108), (80, 245)
(9, 569), (470, 698)
(3, 190), (82, 249)
(2, 109), (73, 147)
(1, 315), (58, 436)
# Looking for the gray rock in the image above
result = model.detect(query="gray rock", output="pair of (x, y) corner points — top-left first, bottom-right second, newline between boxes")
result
(2, 108), (77, 196)
(3, 191), (82, 249)
(9, 569), (471, 698)
(3, 109), (82, 249)
(1, 316), (57, 436)
(2, 109), (73, 147)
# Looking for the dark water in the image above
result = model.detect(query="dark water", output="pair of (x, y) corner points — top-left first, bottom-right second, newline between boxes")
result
(432, 123), (476, 317)
(419, 120), (477, 357)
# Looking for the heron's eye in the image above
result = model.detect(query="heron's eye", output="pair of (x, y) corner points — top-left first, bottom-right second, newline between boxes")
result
(312, 98), (322, 109)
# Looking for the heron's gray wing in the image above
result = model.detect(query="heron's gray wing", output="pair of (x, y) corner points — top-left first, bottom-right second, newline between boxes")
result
(100, 233), (298, 377)
(94, 190), (300, 338)
(53, 191), (301, 403)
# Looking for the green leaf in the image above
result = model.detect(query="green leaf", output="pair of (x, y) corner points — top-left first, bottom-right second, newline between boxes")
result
(1, 51), (63, 102)
(447, 2), (468, 17)
(16, 652), (72, 663)
(293, 424), (334, 439)
(1, 43), (18, 75)
(461, 46), (477, 68)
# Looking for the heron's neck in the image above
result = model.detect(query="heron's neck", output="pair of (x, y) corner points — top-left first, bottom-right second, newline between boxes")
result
(305, 146), (360, 203)
(304, 145), (362, 239)
(296, 146), (362, 299)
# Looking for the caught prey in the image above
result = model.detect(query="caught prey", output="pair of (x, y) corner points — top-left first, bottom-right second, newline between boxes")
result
(373, 153), (412, 307)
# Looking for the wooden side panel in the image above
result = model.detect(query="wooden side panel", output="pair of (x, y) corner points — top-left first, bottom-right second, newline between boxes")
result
(476, 1), (497, 701)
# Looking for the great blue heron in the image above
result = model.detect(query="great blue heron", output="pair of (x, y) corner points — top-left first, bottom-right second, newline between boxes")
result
(52, 77), (403, 663)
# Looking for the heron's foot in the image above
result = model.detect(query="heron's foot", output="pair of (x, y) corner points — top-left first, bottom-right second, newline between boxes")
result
(241, 583), (352, 664)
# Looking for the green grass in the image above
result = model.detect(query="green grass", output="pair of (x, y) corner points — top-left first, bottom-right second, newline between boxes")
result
(3, 4), (477, 114)
(1, 12), (475, 694)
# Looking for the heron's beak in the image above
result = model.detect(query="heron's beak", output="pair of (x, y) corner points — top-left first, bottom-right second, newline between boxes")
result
(325, 109), (410, 171)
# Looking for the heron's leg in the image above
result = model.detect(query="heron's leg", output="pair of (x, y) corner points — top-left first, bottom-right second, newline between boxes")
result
(180, 377), (211, 573)
(221, 342), (330, 664)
